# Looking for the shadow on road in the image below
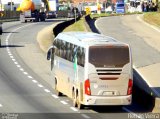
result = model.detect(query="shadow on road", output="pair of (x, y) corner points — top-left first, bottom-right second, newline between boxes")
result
(87, 84), (154, 113)
(2, 31), (18, 34)
(0, 45), (24, 48)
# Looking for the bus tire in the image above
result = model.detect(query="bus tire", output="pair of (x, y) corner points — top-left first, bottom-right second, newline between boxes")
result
(77, 92), (84, 109)
(55, 80), (62, 96)
(72, 90), (77, 107)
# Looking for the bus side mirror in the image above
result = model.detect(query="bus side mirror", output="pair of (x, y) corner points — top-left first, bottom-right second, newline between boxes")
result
(47, 46), (56, 60)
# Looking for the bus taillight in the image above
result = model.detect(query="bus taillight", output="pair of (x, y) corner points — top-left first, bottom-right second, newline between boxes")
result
(127, 79), (133, 95)
(85, 79), (91, 95)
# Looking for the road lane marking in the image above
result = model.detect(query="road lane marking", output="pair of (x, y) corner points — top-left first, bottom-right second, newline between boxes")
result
(20, 68), (24, 71)
(32, 80), (38, 83)
(28, 76), (33, 79)
(10, 56), (14, 58)
(12, 59), (16, 61)
(81, 114), (90, 119)
(38, 84), (43, 88)
(60, 101), (68, 105)
(0, 104), (3, 107)
(70, 107), (78, 112)
(137, 16), (160, 33)
(8, 53), (12, 56)
(23, 72), (28, 75)
(52, 94), (59, 99)
(44, 89), (51, 93)
(16, 65), (21, 68)
(14, 62), (18, 65)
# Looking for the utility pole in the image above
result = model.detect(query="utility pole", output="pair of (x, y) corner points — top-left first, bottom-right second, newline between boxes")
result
(11, 0), (13, 11)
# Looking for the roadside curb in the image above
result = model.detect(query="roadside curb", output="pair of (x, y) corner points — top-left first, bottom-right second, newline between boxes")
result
(36, 22), (60, 53)
(137, 14), (160, 33)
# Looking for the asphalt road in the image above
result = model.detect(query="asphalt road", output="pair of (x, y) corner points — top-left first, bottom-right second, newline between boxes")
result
(0, 19), (153, 119)
(95, 14), (160, 69)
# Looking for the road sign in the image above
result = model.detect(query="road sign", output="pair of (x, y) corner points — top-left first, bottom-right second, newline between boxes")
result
(85, 7), (91, 15)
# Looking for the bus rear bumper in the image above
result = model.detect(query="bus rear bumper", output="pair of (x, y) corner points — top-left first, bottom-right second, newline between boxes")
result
(83, 95), (132, 106)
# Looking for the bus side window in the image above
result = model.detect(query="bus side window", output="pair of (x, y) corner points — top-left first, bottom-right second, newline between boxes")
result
(66, 42), (70, 61)
(63, 41), (67, 59)
(73, 45), (78, 62)
(81, 48), (85, 67)
(60, 40), (64, 58)
(77, 47), (82, 66)
(53, 39), (58, 55)
(56, 39), (61, 57)
(70, 44), (74, 62)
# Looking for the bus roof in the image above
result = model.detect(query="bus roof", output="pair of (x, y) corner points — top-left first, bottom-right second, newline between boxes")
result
(56, 32), (128, 47)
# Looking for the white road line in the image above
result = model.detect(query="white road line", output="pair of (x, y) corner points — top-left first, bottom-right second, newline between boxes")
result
(20, 68), (24, 71)
(44, 89), (51, 93)
(10, 56), (14, 58)
(38, 84), (43, 88)
(23, 72), (28, 75)
(70, 107), (78, 112)
(137, 15), (160, 33)
(60, 101), (68, 105)
(28, 76), (33, 79)
(52, 94), (59, 99)
(81, 114), (90, 119)
(12, 59), (16, 61)
(0, 104), (2, 107)
(32, 80), (38, 83)
(14, 62), (18, 65)
(8, 53), (12, 56)
(16, 65), (21, 68)
(123, 107), (143, 119)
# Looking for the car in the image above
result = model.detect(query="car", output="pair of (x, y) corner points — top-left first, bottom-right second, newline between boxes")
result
(46, 11), (57, 19)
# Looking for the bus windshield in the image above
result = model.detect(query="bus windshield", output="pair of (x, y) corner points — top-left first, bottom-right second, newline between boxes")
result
(117, 4), (124, 7)
(89, 46), (129, 67)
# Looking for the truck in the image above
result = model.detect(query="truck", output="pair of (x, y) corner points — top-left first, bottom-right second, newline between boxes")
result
(45, 0), (58, 19)
(19, 0), (45, 23)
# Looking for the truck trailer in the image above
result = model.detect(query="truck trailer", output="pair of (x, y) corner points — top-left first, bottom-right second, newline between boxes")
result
(19, 0), (45, 23)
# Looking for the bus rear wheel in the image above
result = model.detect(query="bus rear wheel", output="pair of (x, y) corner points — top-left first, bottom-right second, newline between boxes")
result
(55, 80), (62, 96)
(72, 90), (77, 107)
(77, 93), (84, 109)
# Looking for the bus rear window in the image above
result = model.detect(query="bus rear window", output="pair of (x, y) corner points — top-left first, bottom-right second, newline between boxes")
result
(89, 46), (129, 67)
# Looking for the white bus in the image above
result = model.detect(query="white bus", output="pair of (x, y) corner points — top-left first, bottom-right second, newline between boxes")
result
(47, 32), (133, 109)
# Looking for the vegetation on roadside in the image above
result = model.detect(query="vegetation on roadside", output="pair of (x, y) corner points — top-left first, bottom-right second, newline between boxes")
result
(64, 12), (160, 32)
(143, 12), (160, 27)
(63, 17), (87, 32)
(90, 12), (143, 19)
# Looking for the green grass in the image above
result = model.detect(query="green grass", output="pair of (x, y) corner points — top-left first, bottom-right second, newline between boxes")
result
(143, 12), (160, 27)
(63, 12), (160, 32)
(90, 12), (143, 19)
(63, 17), (87, 32)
